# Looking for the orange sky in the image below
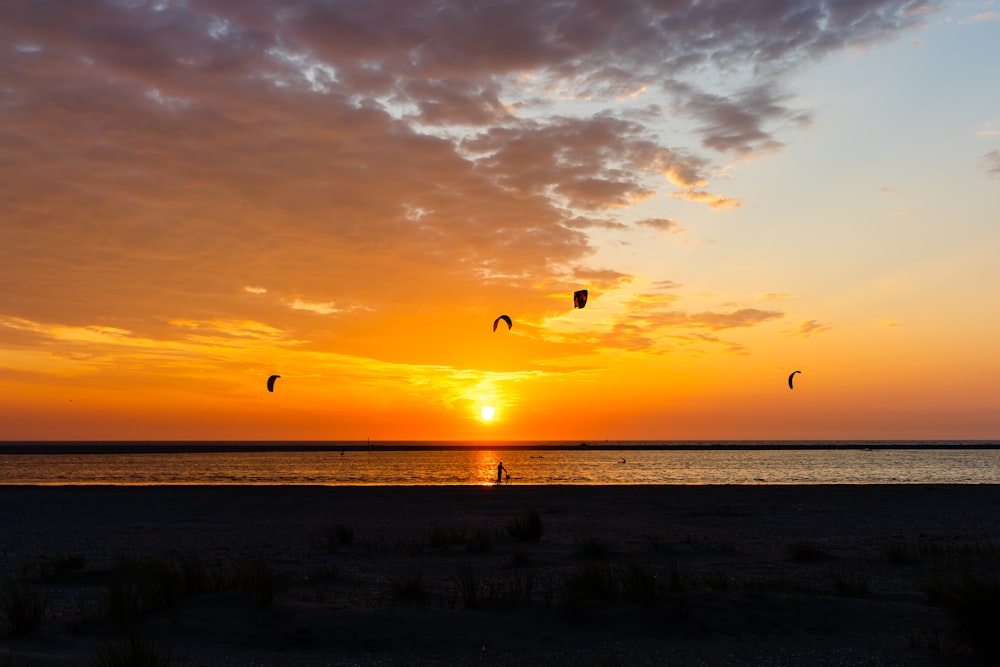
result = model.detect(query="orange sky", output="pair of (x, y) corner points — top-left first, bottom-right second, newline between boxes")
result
(1, 1), (998, 441)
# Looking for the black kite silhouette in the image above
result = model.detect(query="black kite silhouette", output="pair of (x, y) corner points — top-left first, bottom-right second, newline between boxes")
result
(788, 370), (801, 389)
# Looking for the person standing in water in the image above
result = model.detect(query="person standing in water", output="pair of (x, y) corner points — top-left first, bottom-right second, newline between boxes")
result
(497, 460), (506, 485)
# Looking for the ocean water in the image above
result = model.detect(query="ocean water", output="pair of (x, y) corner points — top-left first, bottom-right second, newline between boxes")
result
(1, 442), (998, 485)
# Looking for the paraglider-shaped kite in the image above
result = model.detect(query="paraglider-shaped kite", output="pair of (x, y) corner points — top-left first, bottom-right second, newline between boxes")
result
(574, 289), (588, 309)
(493, 315), (512, 332)
(267, 375), (281, 392)
(787, 370), (801, 389)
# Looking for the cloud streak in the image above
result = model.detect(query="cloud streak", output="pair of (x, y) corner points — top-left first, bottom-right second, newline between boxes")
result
(984, 149), (1000, 178)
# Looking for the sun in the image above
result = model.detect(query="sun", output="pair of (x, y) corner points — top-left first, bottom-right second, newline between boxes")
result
(480, 405), (496, 421)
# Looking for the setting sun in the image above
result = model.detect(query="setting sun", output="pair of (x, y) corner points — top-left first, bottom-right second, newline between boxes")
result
(480, 405), (496, 421)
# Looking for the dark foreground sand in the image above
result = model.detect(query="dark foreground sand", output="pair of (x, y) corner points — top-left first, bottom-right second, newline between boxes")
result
(1, 484), (999, 666)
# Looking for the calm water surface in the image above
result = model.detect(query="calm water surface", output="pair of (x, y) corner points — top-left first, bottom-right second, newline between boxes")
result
(2, 446), (999, 485)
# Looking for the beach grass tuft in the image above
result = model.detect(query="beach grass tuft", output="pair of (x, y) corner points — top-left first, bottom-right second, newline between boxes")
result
(427, 525), (494, 554)
(619, 561), (658, 606)
(926, 570), (1000, 663)
(828, 570), (870, 597)
(236, 558), (285, 609)
(312, 524), (355, 553)
(21, 553), (87, 582)
(506, 510), (543, 542)
(104, 551), (227, 627)
(643, 535), (676, 553)
(91, 631), (171, 667)
(455, 563), (481, 608)
(389, 566), (426, 603)
(0, 578), (48, 637)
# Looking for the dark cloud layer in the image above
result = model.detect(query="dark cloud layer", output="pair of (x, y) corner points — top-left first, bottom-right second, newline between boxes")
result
(0, 0), (937, 348)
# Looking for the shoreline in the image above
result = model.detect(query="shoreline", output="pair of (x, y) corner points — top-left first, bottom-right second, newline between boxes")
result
(2, 484), (999, 664)
(2, 439), (999, 455)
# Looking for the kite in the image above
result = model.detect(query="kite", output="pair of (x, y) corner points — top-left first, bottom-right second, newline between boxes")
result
(267, 375), (280, 392)
(574, 289), (588, 309)
(787, 370), (801, 389)
(493, 315), (512, 332)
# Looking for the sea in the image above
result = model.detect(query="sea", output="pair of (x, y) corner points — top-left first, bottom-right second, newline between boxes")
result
(1, 441), (998, 486)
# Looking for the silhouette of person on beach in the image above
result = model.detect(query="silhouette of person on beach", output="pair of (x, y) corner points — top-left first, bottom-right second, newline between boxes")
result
(497, 461), (506, 485)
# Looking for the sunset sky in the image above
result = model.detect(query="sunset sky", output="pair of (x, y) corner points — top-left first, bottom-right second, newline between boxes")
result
(2, 0), (998, 441)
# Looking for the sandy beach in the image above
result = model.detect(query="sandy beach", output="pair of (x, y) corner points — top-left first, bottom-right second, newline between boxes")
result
(1, 484), (998, 665)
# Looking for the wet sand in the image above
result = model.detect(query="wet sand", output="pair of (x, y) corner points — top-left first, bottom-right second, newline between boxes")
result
(1, 484), (998, 665)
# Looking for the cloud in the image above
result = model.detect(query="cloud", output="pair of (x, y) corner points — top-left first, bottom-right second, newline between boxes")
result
(0, 0), (936, 370)
(620, 301), (783, 337)
(959, 11), (1000, 25)
(782, 319), (833, 337)
(668, 81), (805, 156)
(984, 150), (1000, 178)
(671, 190), (742, 209)
(170, 319), (300, 345)
(571, 268), (633, 290)
(461, 114), (714, 213)
(623, 291), (683, 312)
(287, 299), (341, 316)
(636, 217), (683, 234)
(671, 332), (749, 356)
(977, 119), (1000, 137)
(686, 308), (784, 331)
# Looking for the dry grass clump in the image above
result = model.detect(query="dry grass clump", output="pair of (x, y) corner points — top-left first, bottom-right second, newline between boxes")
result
(506, 510), (543, 542)
(619, 561), (659, 606)
(455, 562), (481, 608)
(311, 523), (355, 553)
(91, 631), (171, 667)
(236, 557), (286, 609)
(21, 553), (87, 582)
(0, 578), (48, 637)
(103, 550), (288, 628)
(428, 525), (494, 554)
(388, 566), (426, 603)
(913, 540), (1000, 663)
(104, 551), (227, 628)
(922, 569), (1000, 664)
(827, 570), (870, 597)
